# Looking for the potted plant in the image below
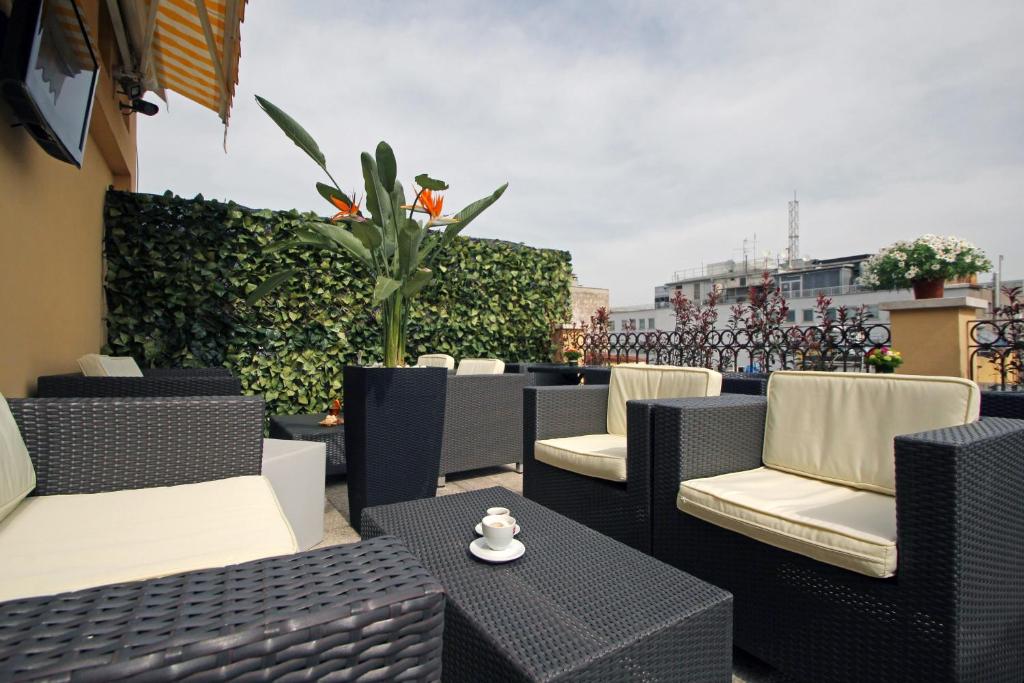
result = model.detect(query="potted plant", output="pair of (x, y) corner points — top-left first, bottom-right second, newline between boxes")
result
(248, 96), (507, 530)
(866, 346), (903, 373)
(564, 349), (582, 366)
(858, 235), (992, 299)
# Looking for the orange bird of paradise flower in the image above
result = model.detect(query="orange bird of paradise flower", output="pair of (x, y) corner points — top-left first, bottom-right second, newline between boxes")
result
(329, 193), (362, 222)
(417, 188), (444, 219)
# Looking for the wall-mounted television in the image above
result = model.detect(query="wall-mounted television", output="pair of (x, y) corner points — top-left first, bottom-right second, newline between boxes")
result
(0, 0), (99, 168)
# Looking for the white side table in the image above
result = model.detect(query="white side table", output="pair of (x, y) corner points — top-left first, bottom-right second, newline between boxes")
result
(262, 438), (326, 550)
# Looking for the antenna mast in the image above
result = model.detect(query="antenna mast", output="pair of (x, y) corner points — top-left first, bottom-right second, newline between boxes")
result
(787, 191), (800, 268)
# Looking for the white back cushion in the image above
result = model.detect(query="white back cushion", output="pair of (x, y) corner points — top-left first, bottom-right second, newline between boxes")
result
(456, 358), (505, 376)
(607, 365), (723, 436)
(0, 394), (36, 523)
(77, 354), (108, 377)
(763, 371), (980, 494)
(416, 353), (455, 370)
(97, 356), (144, 377)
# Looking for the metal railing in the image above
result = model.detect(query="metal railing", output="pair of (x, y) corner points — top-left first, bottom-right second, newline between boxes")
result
(573, 322), (892, 373)
(968, 319), (1023, 388)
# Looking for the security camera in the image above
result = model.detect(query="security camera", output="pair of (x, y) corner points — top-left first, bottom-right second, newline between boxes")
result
(121, 98), (159, 116)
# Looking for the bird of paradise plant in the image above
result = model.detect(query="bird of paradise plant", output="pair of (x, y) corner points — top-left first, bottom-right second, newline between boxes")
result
(248, 96), (508, 367)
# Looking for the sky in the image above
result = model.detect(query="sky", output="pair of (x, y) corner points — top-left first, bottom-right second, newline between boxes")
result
(138, 0), (1024, 306)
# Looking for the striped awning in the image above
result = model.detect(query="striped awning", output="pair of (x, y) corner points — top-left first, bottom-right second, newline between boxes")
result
(106, 0), (247, 126)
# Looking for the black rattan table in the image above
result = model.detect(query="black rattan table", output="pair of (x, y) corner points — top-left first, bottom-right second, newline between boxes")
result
(268, 414), (346, 475)
(362, 487), (732, 682)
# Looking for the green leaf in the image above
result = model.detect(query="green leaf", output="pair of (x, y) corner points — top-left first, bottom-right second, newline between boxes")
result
(246, 268), (300, 304)
(415, 174), (449, 191)
(351, 221), (383, 250)
(402, 268), (433, 297)
(372, 276), (402, 303)
(360, 153), (394, 234)
(255, 96), (325, 169)
(316, 183), (352, 209)
(308, 222), (372, 267)
(375, 142), (397, 192)
(443, 182), (508, 246)
(398, 218), (422, 275)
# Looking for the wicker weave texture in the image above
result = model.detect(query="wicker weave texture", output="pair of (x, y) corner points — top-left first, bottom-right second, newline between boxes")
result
(36, 369), (242, 398)
(268, 414), (347, 475)
(651, 396), (1024, 682)
(362, 487), (732, 682)
(980, 389), (1024, 419)
(9, 396), (265, 495)
(0, 536), (445, 682)
(440, 373), (531, 476)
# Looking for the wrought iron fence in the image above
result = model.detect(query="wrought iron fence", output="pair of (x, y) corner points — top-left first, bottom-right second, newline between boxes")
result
(968, 319), (1023, 388)
(572, 322), (892, 373)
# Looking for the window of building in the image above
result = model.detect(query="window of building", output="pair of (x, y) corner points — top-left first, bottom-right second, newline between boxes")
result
(802, 309), (815, 323)
(826, 307), (837, 321)
(648, 318), (655, 330)
(608, 320), (615, 331)
(865, 305), (879, 319)
(639, 319), (646, 330)
(786, 310), (796, 323)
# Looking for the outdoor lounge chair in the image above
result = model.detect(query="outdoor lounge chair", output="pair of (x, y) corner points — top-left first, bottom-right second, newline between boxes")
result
(650, 371), (1024, 682)
(439, 371), (533, 483)
(523, 364), (722, 551)
(415, 353), (456, 370)
(36, 366), (242, 397)
(0, 394), (444, 681)
(455, 358), (505, 375)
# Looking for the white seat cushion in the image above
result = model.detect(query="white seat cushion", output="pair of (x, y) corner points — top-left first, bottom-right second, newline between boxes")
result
(262, 439), (326, 551)
(0, 394), (36, 524)
(0, 476), (298, 601)
(416, 353), (455, 370)
(678, 467), (897, 578)
(535, 433), (628, 482)
(607, 365), (722, 435)
(764, 371), (980, 494)
(456, 358), (505, 375)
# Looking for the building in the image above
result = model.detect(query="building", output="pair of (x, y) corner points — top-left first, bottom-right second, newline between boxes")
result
(607, 253), (994, 333)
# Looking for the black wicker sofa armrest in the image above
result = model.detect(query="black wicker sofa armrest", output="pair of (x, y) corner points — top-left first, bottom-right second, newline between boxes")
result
(142, 367), (233, 377)
(652, 395), (768, 483)
(8, 396), (265, 495)
(0, 536), (446, 682)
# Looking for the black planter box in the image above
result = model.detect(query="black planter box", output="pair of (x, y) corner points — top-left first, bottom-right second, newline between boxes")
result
(344, 366), (448, 532)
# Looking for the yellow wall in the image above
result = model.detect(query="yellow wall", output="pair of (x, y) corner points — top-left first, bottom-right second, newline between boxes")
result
(887, 302), (986, 378)
(0, 0), (136, 396)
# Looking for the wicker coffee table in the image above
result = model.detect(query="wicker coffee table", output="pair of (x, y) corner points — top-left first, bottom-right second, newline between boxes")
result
(362, 487), (732, 682)
(267, 414), (346, 475)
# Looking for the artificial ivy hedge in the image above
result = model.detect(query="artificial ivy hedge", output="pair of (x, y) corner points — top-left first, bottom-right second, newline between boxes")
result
(103, 190), (572, 414)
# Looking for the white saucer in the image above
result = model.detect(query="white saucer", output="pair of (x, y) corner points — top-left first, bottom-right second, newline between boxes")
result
(475, 522), (520, 537)
(469, 537), (525, 563)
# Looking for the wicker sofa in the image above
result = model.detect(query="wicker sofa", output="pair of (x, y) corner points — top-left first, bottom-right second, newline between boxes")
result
(439, 372), (532, 482)
(0, 395), (445, 681)
(36, 367), (242, 397)
(523, 364), (722, 551)
(650, 372), (1024, 682)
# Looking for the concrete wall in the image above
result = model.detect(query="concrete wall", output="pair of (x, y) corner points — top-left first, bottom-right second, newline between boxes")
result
(0, 0), (136, 396)
(570, 285), (609, 326)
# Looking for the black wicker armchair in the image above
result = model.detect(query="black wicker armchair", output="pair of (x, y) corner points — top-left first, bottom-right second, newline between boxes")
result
(650, 392), (1024, 682)
(36, 367), (242, 397)
(439, 372), (532, 482)
(980, 387), (1024, 419)
(522, 384), (659, 551)
(0, 396), (445, 682)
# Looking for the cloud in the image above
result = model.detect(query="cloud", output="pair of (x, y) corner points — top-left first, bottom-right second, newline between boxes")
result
(138, 0), (1024, 305)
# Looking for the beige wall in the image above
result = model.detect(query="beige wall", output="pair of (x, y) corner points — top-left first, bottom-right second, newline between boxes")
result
(0, 0), (136, 396)
(570, 285), (610, 326)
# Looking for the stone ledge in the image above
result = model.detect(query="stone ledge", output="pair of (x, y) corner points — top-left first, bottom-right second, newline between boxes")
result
(880, 296), (989, 311)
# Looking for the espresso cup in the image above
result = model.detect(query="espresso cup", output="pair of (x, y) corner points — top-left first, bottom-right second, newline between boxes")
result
(486, 506), (510, 517)
(481, 514), (517, 551)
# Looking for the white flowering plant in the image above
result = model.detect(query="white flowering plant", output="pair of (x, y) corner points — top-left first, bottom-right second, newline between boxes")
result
(857, 234), (992, 290)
